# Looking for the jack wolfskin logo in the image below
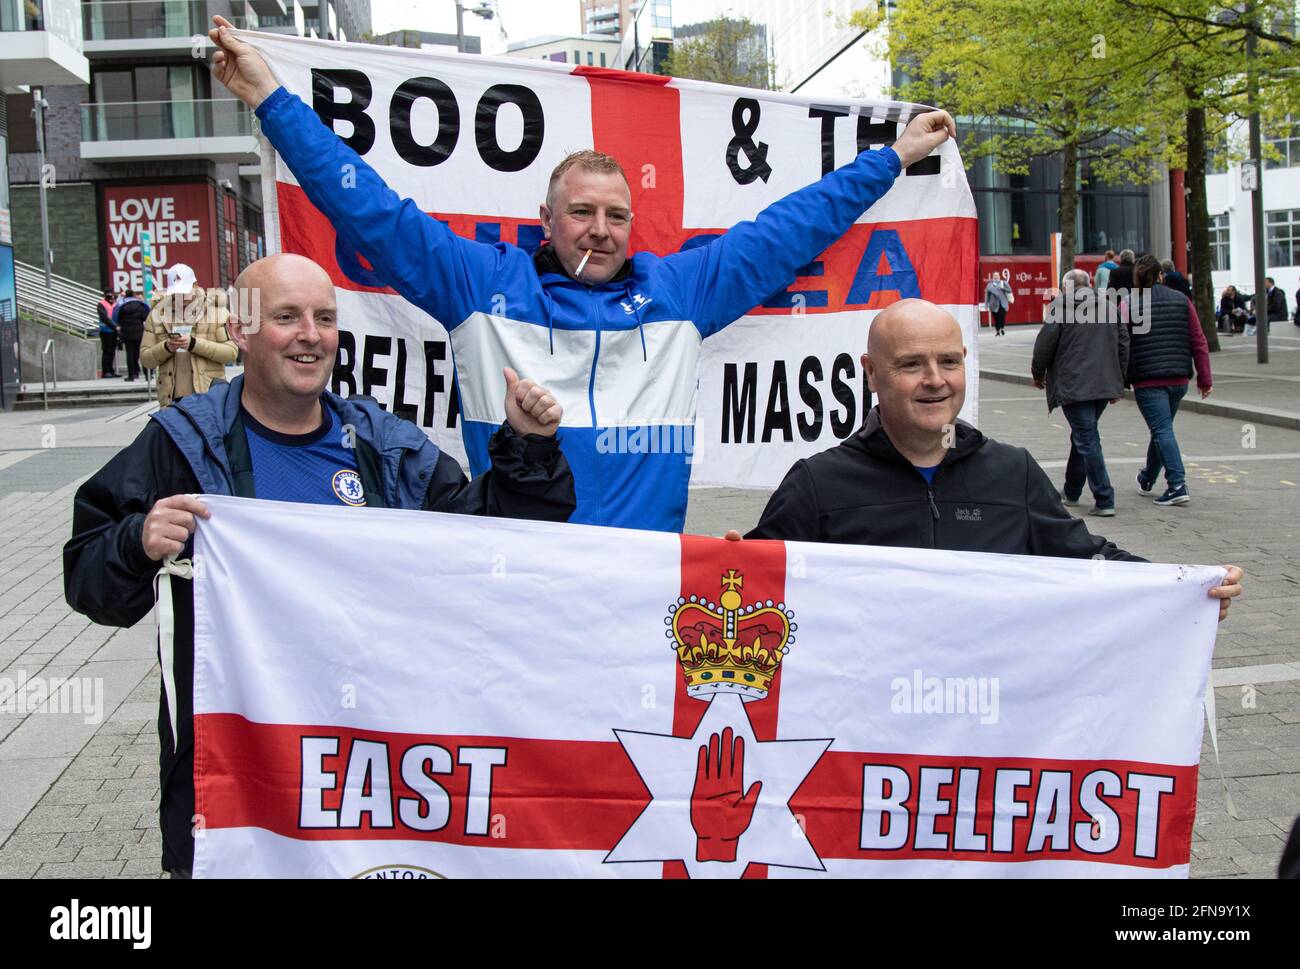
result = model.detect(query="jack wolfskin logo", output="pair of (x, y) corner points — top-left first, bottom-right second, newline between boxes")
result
(955, 508), (982, 522)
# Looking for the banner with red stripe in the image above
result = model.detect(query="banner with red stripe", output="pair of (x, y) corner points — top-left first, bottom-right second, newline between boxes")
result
(190, 497), (1219, 878)
(240, 31), (980, 485)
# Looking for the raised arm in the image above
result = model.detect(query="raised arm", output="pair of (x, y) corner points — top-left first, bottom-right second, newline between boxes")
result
(663, 110), (956, 336)
(209, 17), (502, 329)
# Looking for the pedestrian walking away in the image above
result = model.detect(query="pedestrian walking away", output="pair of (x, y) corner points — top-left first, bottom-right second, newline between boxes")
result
(113, 290), (150, 381)
(1125, 254), (1213, 507)
(1031, 269), (1128, 516)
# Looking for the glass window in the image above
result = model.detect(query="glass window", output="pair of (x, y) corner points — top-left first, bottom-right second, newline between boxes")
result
(1209, 213), (1230, 272)
(93, 70), (134, 103)
(587, 51), (593, 65)
(1267, 209), (1300, 267)
(574, 49), (580, 63)
(1264, 114), (1299, 169)
(600, 51), (606, 67)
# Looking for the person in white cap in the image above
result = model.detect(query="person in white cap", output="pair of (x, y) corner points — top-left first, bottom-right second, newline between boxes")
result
(141, 263), (239, 407)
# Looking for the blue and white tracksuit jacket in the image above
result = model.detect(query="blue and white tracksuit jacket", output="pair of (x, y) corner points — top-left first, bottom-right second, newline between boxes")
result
(255, 86), (903, 531)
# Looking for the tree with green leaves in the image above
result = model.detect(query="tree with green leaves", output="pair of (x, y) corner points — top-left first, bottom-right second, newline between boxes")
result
(663, 16), (774, 89)
(1115, 0), (1299, 351)
(854, 0), (1180, 278)
(853, 0), (1298, 351)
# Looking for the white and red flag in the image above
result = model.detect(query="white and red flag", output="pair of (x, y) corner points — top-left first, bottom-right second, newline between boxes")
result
(243, 32), (979, 487)
(190, 497), (1220, 878)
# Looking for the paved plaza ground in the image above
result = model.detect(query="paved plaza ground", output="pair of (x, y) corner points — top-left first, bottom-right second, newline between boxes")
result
(1, 326), (1297, 878)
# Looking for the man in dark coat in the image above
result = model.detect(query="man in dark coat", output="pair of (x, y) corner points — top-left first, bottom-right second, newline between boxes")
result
(1160, 259), (1192, 300)
(112, 290), (150, 381)
(1264, 277), (1288, 328)
(1031, 270), (1129, 515)
(735, 299), (1242, 618)
(1104, 249), (1136, 294)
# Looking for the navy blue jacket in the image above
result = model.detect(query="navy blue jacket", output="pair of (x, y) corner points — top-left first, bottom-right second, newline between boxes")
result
(63, 375), (573, 871)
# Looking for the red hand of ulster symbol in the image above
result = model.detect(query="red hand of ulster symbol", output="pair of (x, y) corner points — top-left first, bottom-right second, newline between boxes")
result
(690, 726), (763, 862)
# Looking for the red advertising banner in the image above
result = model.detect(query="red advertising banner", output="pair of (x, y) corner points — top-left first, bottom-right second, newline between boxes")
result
(979, 254), (1105, 326)
(101, 182), (219, 293)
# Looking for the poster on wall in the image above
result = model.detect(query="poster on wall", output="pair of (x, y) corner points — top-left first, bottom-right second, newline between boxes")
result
(101, 182), (218, 293)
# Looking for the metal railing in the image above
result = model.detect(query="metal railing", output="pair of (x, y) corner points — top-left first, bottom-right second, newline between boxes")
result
(14, 260), (99, 338)
(82, 0), (207, 41)
(1, 0), (82, 48)
(80, 97), (252, 142)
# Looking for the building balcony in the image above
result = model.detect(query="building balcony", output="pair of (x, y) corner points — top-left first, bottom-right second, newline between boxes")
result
(247, 0), (287, 16)
(0, 0), (89, 87)
(80, 97), (257, 161)
(241, 0), (304, 36)
(81, 0), (213, 56)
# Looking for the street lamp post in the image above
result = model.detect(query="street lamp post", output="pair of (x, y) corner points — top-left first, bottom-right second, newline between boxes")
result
(455, 0), (495, 53)
(1245, 0), (1268, 364)
(31, 91), (53, 289)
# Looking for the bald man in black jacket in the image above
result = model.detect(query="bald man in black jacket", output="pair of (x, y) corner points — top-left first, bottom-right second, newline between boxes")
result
(740, 299), (1244, 621)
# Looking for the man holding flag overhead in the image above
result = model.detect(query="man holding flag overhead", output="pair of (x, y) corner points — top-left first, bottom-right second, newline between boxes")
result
(208, 16), (958, 531)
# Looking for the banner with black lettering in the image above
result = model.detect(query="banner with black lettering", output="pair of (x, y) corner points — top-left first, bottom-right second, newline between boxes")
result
(190, 496), (1220, 878)
(245, 31), (979, 485)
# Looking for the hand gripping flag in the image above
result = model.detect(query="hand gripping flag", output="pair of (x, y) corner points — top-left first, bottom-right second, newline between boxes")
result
(190, 497), (1221, 878)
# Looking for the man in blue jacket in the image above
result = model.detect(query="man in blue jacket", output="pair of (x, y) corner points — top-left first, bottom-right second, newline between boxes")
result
(208, 16), (956, 531)
(64, 253), (575, 876)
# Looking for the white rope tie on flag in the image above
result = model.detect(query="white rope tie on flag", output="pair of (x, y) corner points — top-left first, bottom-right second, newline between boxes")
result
(154, 554), (194, 754)
(1203, 682), (1239, 820)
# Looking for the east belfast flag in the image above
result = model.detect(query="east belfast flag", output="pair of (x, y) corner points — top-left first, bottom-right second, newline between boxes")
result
(190, 497), (1220, 878)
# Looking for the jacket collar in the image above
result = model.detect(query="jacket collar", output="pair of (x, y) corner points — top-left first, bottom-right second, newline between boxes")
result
(156, 375), (433, 497)
(532, 242), (633, 285)
(848, 405), (985, 469)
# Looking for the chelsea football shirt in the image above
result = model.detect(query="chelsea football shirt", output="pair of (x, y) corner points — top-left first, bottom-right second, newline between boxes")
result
(242, 402), (366, 507)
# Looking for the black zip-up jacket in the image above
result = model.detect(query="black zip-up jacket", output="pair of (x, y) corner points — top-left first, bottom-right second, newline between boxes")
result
(64, 392), (575, 872)
(114, 297), (150, 340)
(748, 408), (1143, 561)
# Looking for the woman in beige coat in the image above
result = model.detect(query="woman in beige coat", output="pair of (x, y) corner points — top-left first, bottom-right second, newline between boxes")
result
(140, 285), (239, 407)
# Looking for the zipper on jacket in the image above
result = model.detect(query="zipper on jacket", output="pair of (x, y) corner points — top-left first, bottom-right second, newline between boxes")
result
(926, 484), (940, 548)
(586, 285), (604, 524)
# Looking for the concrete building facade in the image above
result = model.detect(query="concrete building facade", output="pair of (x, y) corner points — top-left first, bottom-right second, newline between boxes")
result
(5, 1), (369, 294)
(505, 32), (620, 68)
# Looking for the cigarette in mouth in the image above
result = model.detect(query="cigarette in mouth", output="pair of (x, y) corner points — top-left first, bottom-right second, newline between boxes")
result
(575, 249), (593, 277)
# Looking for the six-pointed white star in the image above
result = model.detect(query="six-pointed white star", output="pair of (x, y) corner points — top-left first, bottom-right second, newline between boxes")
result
(606, 693), (832, 879)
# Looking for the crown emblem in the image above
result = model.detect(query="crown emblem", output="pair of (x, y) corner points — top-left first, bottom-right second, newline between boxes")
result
(665, 570), (795, 701)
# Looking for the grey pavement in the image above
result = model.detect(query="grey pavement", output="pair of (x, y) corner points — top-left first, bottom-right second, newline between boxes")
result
(1, 356), (1298, 878)
(978, 322), (1300, 428)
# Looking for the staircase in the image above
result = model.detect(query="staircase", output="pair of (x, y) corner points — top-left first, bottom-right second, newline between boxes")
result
(13, 261), (101, 338)
(13, 383), (153, 411)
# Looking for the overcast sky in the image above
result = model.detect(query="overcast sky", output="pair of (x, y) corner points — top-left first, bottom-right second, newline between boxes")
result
(370, 0), (583, 54)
